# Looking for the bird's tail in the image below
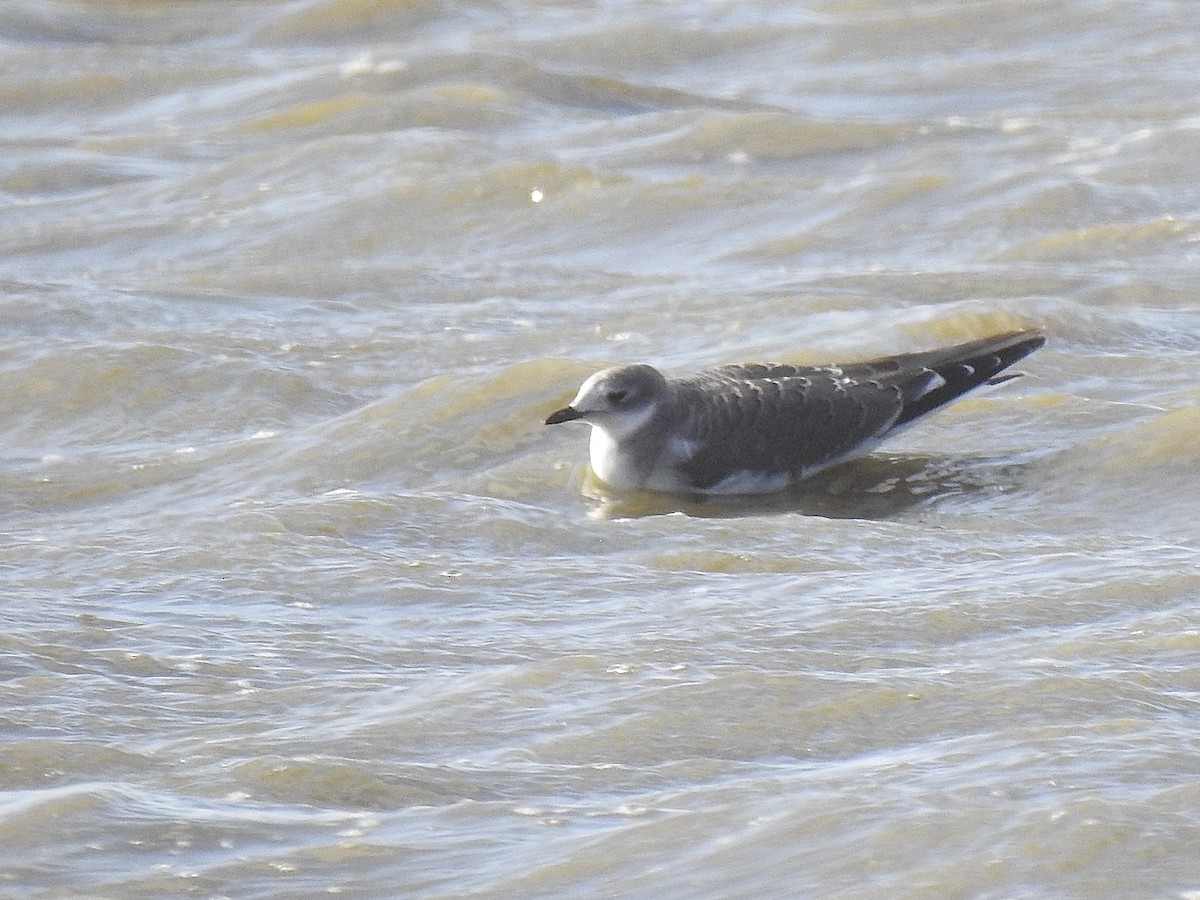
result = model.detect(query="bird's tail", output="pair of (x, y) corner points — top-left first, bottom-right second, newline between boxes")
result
(845, 330), (1046, 428)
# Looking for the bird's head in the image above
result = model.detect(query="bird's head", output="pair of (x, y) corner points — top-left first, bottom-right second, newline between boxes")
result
(545, 364), (667, 439)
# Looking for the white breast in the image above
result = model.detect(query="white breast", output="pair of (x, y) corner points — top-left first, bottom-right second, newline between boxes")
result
(588, 425), (643, 490)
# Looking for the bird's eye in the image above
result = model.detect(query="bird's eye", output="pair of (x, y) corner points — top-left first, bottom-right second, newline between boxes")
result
(606, 390), (628, 404)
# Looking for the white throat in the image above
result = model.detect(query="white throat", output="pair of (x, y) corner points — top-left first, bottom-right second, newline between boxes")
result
(586, 404), (657, 490)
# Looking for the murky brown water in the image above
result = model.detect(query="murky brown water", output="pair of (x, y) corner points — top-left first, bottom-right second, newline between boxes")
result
(4, 0), (1200, 896)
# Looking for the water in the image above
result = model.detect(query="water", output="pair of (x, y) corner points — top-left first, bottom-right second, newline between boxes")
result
(4, 0), (1200, 896)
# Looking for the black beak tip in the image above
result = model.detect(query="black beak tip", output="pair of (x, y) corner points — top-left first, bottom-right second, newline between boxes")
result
(545, 406), (583, 425)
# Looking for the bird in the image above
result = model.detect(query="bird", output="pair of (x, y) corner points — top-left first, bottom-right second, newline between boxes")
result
(544, 329), (1045, 494)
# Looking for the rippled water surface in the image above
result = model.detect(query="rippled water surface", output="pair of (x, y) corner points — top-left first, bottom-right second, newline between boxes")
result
(4, 0), (1200, 896)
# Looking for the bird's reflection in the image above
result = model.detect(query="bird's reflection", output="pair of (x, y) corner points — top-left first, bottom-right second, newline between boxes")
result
(581, 453), (1032, 520)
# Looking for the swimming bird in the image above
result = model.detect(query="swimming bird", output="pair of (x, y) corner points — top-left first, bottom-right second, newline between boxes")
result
(545, 329), (1045, 494)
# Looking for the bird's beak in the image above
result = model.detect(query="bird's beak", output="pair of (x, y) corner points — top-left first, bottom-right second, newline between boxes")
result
(545, 406), (585, 425)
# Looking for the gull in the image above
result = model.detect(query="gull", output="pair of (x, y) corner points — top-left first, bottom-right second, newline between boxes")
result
(545, 329), (1045, 494)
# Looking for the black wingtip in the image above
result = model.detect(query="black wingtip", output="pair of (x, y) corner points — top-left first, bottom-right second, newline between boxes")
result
(985, 371), (1025, 387)
(893, 330), (1046, 427)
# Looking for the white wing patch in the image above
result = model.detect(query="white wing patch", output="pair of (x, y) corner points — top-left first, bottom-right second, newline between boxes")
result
(707, 468), (792, 495)
(912, 370), (946, 399)
(668, 435), (700, 461)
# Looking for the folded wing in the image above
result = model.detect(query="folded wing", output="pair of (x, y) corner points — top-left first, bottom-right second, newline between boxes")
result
(671, 329), (1044, 490)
